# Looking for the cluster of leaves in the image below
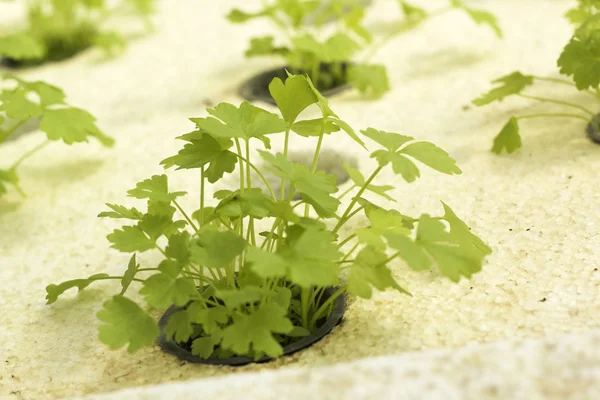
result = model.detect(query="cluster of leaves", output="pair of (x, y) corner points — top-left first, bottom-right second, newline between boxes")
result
(0, 74), (113, 196)
(472, 0), (600, 154)
(227, 0), (501, 98)
(0, 0), (156, 66)
(46, 73), (491, 360)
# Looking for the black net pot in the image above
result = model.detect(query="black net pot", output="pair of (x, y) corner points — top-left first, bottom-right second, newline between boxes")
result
(157, 286), (347, 366)
(586, 113), (600, 144)
(239, 63), (353, 105)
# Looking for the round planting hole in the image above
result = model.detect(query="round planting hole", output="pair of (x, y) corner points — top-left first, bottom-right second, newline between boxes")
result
(239, 63), (353, 105)
(158, 286), (347, 366)
(586, 113), (600, 144)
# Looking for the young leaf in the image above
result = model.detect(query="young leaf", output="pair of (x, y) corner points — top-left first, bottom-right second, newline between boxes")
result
(45, 273), (109, 304)
(245, 36), (289, 57)
(215, 286), (268, 309)
(165, 310), (194, 343)
(98, 204), (144, 220)
(259, 150), (340, 217)
(187, 302), (230, 334)
(165, 231), (191, 264)
(215, 188), (276, 219)
(356, 207), (410, 250)
(400, 142), (462, 176)
(441, 201), (492, 257)
(558, 30), (600, 90)
(371, 150), (421, 182)
(291, 119), (341, 137)
(348, 64), (390, 97)
(161, 134), (238, 183)
(399, 1), (427, 20)
(190, 230), (246, 268)
(140, 273), (197, 308)
(450, 0), (503, 38)
(97, 295), (158, 353)
(127, 175), (186, 202)
(491, 117), (521, 154)
(344, 7), (372, 43)
(0, 89), (44, 120)
(219, 303), (293, 358)
(292, 32), (362, 63)
(268, 75), (318, 125)
(361, 128), (414, 152)
(120, 254), (139, 295)
(191, 336), (221, 359)
(472, 72), (534, 106)
(40, 107), (114, 146)
(348, 246), (410, 299)
(107, 226), (155, 253)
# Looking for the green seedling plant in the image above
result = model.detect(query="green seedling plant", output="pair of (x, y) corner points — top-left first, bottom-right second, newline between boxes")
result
(227, 0), (501, 98)
(472, 0), (600, 154)
(46, 73), (491, 360)
(0, 0), (156, 66)
(0, 74), (113, 196)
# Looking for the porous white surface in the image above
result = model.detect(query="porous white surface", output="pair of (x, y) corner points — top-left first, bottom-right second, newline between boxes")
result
(1, 0), (599, 399)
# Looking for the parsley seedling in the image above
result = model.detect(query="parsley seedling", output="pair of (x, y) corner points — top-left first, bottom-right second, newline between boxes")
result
(47, 74), (491, 361)
(0, 74), (113, 197)
(473, 1), (600, 153)
(0, 0), (155, 66)
(229, 0), (501, 98)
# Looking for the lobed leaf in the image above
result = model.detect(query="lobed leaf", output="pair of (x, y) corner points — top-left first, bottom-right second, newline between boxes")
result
(472, 72), (534, 106)
(45, 273), (109, 304)
(491, 117), (521, 154)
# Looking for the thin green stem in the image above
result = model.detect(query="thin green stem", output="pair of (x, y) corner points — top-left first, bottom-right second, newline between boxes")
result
(173, 200), (200, 234)
(309, 285), (347, 329)
(337, 233), (357, 249)
(517, 94), (595, 117)
(9, 140), (51, 171)
(235, 139), (246, 192)
(340, 242), (359, 263)
(305, 127), (325, 218)
(232, 153), (276, 199)
(245, 139), (256, 247)
(279, 128), (291, 201)
(199, 167), (205, 226)
(93, 276), (145, 283)
(300, 287), (311, 329)
(532, 75), (600, 101)
(333, 166), (383, 234)
(0, 119), (27, 143)
(336, 185), (357, 200)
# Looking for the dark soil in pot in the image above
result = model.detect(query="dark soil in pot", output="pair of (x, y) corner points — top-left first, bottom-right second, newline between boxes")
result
(586, 113), (600, 144)
(239, 63), (352, 105)
(158, 286), (347, 366)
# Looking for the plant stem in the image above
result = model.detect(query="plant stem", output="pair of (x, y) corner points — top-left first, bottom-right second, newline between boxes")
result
(305, 124), (325, 218)
(300, 287), (311, 329)
(233, 153), (276, 199)
(517, 94), (595, 117)
(336, 184), (357, 200)
(199, 167), (205, 226)
(309, 285), (347, 329)
(279, 128), (291, 201)
(0, 119), (27, 143)
(333, 166), (383, 234)
(172, 200), (200, 234)
(245, 139), (256, 247)
(516, 113), (590, 123)
(337, 233), (357, 248)
(532, 75), (600, 101)
(9, 140), (51, 171)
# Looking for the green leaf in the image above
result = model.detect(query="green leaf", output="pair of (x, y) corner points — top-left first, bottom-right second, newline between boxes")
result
(161, 133), (238, 183)
(348, 246), (409, 299)
(343, 164), (395, 201)
(138, 213), (185, 241)
(450, 0), (503, 38)
(361, 128), (414, 152)
(92, 31), (127, 56)
(45, 273), (109, 304)
(226, 7), (271, 23)
(215, 286), (268, 308)
(40, 107), (114, 146)
(558, 30), (600, 90)
(293, 32), (362, 63)
(140, 273), (197, 308)
(98, 204), (144, 220)
(245, 36), (289, 57)
(344, 7), (372, 42)
(165, 310), (194, 343)
(268, 74), (318, 125)
(0, 33), (45, 60)
(0, 169), (19, 195)
(97, 295), (158, 353)
(22, 80), (66, 106)
(385, 232), (432, 271)
(491, 117), (521, 154)
(246, 246), (287, 277)
(291, 119), (341, 137)
(259, 151), (340, 217)
(107, 225), (155, 252)
(220, 303), (293, 358)
(472, 72), (534, 106)
(165, 231), (191, 264)
(120, 254), (139, 295)
(348, 64), (390, 97)
(127, 175), (186, 202)
(0, 89), (43, 120)
(215, 188), (276, 219)
(191, 335), (220, 358)
(190, 231), (246, 268)
(400, 142), (462, 176)
(372, 150), (421, 182)
(399, 1), (427, 20)
(441, 201), (492, 257)
(356, 207), (410, 250)
(187, 302), (230, 334)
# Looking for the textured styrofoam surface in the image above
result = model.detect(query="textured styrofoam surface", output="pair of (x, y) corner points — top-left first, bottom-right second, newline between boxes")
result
(1, 0), (599, 399)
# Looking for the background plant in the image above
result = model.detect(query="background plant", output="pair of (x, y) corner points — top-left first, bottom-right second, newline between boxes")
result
(46, 74), (490, 360)
(0, 0), (156, 65)
(227, 0), (501, 98)
(472, 0), (600, 154)
(0, 74), (113, 196)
